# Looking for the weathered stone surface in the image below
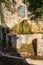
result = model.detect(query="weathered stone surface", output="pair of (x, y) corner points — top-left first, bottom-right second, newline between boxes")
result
(37, 38), (43, 56)
(27, 21), (43, 33)
(16, 34), (42, 49)
(6, 33), (17, 48)
(6, 33), (43, 56)
(31, 22), (40, 33)
(38, 22), (43, 32)
(2, 0), (43, 34)
(17, 34), (43, 57)
(2, 0), (28, 28)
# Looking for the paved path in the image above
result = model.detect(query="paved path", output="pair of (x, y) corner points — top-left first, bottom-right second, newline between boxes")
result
(0, 51), (43, 65)
(26, 58), (43, 65)
(0, 51), (22, 60)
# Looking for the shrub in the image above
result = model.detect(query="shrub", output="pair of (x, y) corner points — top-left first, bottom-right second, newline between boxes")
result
(19, 20), (30, 34)
(12, 20), (31, 34)
(24, 0), (43, 19)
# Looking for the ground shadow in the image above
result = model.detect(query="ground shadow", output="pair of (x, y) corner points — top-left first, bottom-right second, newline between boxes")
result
(1, 26), (9, 52)
(0, 25), (32, 65)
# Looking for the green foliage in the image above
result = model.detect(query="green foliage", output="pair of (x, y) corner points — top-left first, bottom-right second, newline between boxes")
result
(19, 20), (30, 34)
(24, 0), (43, 18)
(12, 25), (18, 33)
(12, 20), (31, 34)
(0, 0), (9, 2)
(18, 44), (35, 57)
(23, 0), (30, 6)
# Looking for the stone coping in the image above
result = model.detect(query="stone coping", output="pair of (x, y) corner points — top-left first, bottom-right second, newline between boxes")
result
(7, 33), (43, 35)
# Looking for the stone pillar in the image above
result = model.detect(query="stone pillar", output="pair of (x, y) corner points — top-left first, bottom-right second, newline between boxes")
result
(37, 38), (43, 56)
(11, 35), (17, 48)
(16, 35), (22, 49)
(6, 34), (17, 49)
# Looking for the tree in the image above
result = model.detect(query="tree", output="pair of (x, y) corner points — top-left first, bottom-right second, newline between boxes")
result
(24, 0), (43, 19)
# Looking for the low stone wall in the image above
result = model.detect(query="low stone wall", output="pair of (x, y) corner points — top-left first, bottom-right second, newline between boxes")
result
(16, 34), (42, 48)
(6, 34), (43, 56)
(16, 34), (43, 57)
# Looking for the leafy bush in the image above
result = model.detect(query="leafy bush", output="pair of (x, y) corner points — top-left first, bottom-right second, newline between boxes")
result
(24, 0), (43, 19)
(12, 20), (31, 34)
(19, 20), (30, 34)
(11, 24), (19, 34)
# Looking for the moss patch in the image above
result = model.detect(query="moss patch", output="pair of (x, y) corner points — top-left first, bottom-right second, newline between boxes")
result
(17, 44), (35, 57)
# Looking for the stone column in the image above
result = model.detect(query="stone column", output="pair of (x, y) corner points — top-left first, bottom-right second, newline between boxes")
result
(37, 38), (43, 56)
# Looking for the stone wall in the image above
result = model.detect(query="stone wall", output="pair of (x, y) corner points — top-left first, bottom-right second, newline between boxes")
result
(16, 34), (42, 48)
(2, 0), (28, 28)
(16, 34), (43, 56)
(37, 38), (43, 56)
(6, 34), (43, 56)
